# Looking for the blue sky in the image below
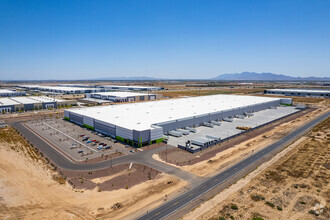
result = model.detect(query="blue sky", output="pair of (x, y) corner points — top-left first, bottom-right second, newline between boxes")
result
(0, 0), (329, 80)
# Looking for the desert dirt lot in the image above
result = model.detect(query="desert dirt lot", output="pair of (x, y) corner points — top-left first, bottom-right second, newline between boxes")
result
(155, 101), (329, 178)
(183, 116), (329, 220)
(0, 127), (187, 220)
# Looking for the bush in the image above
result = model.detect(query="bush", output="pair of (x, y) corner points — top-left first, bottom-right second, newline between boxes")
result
(252, 218), (264, 220)
(265, 201), (275, 208)
(277, 206), (282, 211)
(231, 205), (238, 210)
(219, 217), (226, 220)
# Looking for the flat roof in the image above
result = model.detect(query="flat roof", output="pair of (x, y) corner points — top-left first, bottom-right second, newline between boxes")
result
(0, 96), (65, 106)
(20, 85), (101, 92)
(266, 89), (330, 93)
(0, 89), (19, 94)
(99, 85), (163, 89)
(67, 94), (282, 131)
(91, 91), (152, 97)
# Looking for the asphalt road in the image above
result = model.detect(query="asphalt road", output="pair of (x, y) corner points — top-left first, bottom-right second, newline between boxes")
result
(12, 122), (200, 183)
(137, 111), (329, 220)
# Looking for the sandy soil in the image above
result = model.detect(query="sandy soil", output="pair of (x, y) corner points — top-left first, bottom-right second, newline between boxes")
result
(0, 127), (187, 220)
(156, 104), (328, 177)
(182, 116), (329, 220)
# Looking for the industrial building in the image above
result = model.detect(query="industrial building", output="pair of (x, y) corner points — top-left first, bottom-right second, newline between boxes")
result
(64, 94), (292, 147)
(0, 96), (77, 114)
(86, 91), (159, 102)
(0, 89), (26, 97)
(264, 89), (330, 98)
(96, 85), (164, 91)
(18, 85), (105, 94)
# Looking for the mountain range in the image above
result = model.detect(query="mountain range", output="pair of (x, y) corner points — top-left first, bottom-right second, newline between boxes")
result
(93, 72), (329, 81)
(211, 72), (330, 81)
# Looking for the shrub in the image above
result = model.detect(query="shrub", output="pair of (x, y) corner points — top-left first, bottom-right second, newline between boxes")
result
(252, 218), (264, 220)
(231, 205), (238, 210)
(219, 217), (226, 220)
(277, 206), (282, 211)
(265, 201), (275, 208)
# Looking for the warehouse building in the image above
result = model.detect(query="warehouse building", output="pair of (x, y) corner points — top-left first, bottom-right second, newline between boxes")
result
(64, 94), (292, 147)
(264, 89), (330, 98)
(85, 91), (159, 102)
(0, 89), (26, 97)
(18, 85), (105, 94)
(0, 96), (77, 114)
(97, 85), (164, 91)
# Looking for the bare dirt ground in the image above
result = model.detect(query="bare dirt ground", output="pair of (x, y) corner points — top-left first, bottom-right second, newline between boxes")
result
(61, 163), (161, 191)
(0, 127), (187, 220)
(183, 116), (329, 220)
(156, 102), (328, 177)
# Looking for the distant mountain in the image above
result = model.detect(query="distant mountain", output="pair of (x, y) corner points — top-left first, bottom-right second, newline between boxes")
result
(211, 72), (330, 81)
(93, 76), (161, 81)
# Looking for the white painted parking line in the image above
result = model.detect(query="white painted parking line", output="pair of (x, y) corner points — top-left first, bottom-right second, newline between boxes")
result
(42, 122), (97, 152)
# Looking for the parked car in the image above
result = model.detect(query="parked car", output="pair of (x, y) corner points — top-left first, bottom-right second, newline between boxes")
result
(78, 150), (83, 153)
(102, 143), (107, 146)
(130, 150), (135, 153)
(95, 141), (99, 143)
(82, 138), (88, 141)
(91, 140), (96, 142)
(86, 141), (92, 143)
(80, 134), (85, 137)
(104, 146), (111, 149)
(99, 143), (104, 146)
(97, 146), (103, 150)
(72, 142), (77, 146)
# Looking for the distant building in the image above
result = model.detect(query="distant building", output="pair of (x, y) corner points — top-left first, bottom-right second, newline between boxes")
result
(0, 89), (26, 97)
(264, 89), (329, 98)
(86, 91), (159, 102)
(0, 96), (77, 114)
(96, 85), (164, 91)
(18, 85), (104, 94)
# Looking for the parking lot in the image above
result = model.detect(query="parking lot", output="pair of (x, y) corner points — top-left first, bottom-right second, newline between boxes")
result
(167, 106), (300, 147)
(25, 118), (132, 162)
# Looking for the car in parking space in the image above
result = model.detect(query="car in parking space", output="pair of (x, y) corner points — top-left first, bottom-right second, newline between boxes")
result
(99, 143), (104, 146)
(80, 134), (85, 137)
(97, 146), (103, 150)
(92, 143), (97, 146)
(130, 150), (135, 153)
(86, 141), (92, 143)
(91, 140), (96, 142)
(78, 150), (83, 153)
(72, 142), (77, 146)
(104, 146), (111, 149)
(102, 143), (107, 146)
(95, 141), (99, 143)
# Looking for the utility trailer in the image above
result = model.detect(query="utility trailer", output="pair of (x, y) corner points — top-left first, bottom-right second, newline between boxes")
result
(168, 130), (183, 137)
(211, 121), (221, 126)
(185, 127), (197, 133)
(177, 129), (190, 135)
(203, 122), (214, 128)
(223, 117), (233, 122)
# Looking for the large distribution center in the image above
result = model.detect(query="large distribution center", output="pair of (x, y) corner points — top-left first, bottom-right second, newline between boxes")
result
(0, 96), (76, 113)
(264, 89), (330, 98)
(86, 91), (159, 102)
(97, 85), (164, 91)
(19, 85), (105, 94)
(0, 89), (26, 97)
(59, 84), (164, 91)
(64, 94), (292, 147)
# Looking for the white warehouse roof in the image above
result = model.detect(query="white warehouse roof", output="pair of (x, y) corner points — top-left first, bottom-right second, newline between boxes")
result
(67, 94), (283, 131)
(91, 91), (152, 97)
(266, 89), (330, 93)
(0, 96), (65, 106)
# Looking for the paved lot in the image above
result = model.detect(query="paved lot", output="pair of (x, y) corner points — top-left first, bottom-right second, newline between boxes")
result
(167, 106), (300, 147)
(25, 118), (131, 161)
